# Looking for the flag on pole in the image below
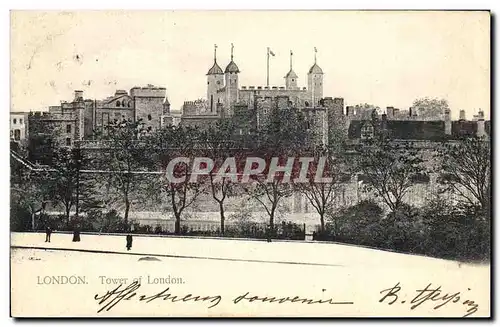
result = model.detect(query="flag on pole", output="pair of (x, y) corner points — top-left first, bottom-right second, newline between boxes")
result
(314, 47), (317, 53)
(269, 48), (276, 56)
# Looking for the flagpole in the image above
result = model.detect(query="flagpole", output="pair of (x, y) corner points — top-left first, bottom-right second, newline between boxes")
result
(266, 47), (270, 87)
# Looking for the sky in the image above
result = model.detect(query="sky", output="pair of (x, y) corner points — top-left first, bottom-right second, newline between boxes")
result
(10, 11), (490, 119)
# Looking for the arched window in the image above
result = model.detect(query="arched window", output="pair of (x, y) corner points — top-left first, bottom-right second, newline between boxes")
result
(147, 114), (152, 121)
(305, 101), (309, 107)
(116, 101), (120, 107)
(122, 100), (125, 107)
(128, 101), (131, 107)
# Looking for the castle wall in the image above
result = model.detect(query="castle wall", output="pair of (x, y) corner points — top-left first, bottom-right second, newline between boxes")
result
(239, 87), (309, 107)
(130, 87), (166, 131)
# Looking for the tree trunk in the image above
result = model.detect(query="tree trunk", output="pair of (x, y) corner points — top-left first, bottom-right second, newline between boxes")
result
(219, 202), (225, 236)
(124, 198), (130, 225)
(174, 212), (181, 235)
(65, 205), (71, 229)
(269, 209), (275, 235)
(319, 210), (325, 233)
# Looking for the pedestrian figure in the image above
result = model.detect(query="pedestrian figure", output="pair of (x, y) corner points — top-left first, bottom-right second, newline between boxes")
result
(45, 226), (52, 243)
(72, 223), (81, 242)
(126, 234), (133, 251)
(266, 224), (272, 243)
(72, 229), (81, 242)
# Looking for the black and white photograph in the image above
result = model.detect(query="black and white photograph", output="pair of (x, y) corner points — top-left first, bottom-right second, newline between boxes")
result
(9, 10), (491, 317)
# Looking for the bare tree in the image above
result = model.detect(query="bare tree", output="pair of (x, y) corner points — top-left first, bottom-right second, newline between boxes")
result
(152, 125), (206, 234)
(244, 104), (310, 234)
(436, 136), (491, 211)
(355, 139), (426, 212)
(296, 145), (350, 233)
(99, 119), (149, 225)
(199, 120), (236, 235)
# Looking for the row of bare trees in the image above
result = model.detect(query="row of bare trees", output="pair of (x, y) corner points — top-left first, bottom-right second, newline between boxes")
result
(12, 105), (490, 236)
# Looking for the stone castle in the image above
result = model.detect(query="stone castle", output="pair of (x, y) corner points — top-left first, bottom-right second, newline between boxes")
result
(27, 86), (172, 148)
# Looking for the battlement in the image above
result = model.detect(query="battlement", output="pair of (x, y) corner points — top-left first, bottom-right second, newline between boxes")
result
(241, 85), (307, 92)
(29, 111), (76, 121)
(130, 86), (166, 98)
(183, 99), (207, 106)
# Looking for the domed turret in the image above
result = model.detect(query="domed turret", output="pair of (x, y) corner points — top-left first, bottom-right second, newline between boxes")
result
(207, 62), (223, 75)
(308, 63), (323, 74)
(224, 43), (240, 113)
(224, 61), (240, 74)
(207, 44), (225, 112)
(285, 50), (299, 90)
(307, 47), (324, 106)
(285, 70), (298, 79)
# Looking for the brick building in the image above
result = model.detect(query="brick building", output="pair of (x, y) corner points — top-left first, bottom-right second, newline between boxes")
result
(10, 112), (29, 142)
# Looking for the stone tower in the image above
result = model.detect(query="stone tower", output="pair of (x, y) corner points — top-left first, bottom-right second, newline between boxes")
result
(224, 43), (240, 115)
(206, 44), (224, 113)
(285, 50), (298, 90)
(307, 47), (324, 107)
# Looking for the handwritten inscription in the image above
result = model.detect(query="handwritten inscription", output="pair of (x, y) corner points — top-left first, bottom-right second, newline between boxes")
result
(379, 282), (479, 317)
(94, 281), (353, 313)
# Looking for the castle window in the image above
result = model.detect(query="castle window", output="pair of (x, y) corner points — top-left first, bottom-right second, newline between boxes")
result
(13, 118), (17, 124)
(14, 129), (20, 141)
(148, 114), (152, 121)
(305, 101), (309, 107)
(361, 123), (374, 140)
(128, 101), (131, 107)
(122, 100), (125, 107)
(65, 138), (71, 146)
(208, 81), (210, 85)
(20, 118), (23, 124)
(116, 101), (120, 107)
(66, 124), (72, 133)
(292, 79), (295, 82)
(216, 81), (221, 85)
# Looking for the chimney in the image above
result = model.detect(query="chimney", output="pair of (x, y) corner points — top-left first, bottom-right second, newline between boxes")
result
(74, 90), (83, 101)
(346, 106), (353, 117)
(409, 107), (413, 117)
(459, 110), (466, 121)
(381, 113), (388, 130)
(444, 108), (452, 135)
(386, 106), (394, 119)
(333, 98), (344, 116)
(477, 109), (485, 137)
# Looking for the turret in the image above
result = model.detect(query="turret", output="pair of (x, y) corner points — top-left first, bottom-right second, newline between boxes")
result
(444, 108), (451, 135)
(284, 50), (298, 90)
(224, 43), (240, 115)
(307, 47), (324, 107)
(207, 44), (224, 112)
(477, 109), (485, 137)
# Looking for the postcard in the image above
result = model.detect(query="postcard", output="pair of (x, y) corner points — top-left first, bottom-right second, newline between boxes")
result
(10, 10), (491, 317)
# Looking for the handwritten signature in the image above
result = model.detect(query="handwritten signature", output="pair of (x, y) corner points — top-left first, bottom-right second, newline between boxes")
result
(94, 281), (353, 313)
(379, 282), (480, 317)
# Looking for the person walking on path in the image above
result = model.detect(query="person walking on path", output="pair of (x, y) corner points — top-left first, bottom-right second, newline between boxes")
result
(45, 225), (52, 243)
(72, 225), (81, 242)
(126, 234), (133, 251)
